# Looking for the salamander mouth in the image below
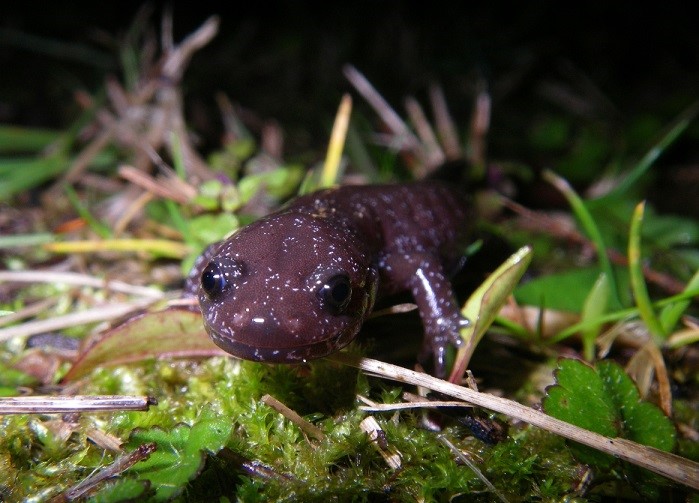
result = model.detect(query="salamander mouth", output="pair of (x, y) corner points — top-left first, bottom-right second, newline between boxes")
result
(204, 322), (361, 363)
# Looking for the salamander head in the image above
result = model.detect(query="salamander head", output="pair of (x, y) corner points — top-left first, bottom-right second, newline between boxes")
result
(197, 212), (378, 363)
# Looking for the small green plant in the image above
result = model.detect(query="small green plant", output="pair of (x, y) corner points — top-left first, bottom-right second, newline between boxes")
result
(544, 358), (677, 497)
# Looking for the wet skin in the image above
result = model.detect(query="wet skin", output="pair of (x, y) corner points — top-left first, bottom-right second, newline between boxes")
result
(186, 181), (472, 374)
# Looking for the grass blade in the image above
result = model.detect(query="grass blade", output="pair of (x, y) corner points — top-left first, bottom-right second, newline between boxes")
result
(44, 239), (189, 259)
(320, 94), (352, 189)
(0, 125), (61, 153)
(543, 170), (621, 308)
(580, 273), (610, 361)
(547, 287), (699, 344)
(659, 268), (699, 334)
(0, 155), (67, 201)
(63, 184), (112, 239)
(593, 101), (699, 203)
(628, 201), (666, 339)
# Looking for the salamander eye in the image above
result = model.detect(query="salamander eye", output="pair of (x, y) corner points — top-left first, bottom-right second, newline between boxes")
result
(201, 262), (226, 299)
(318, 274), (352, 313)
(200, 258), (244, 300)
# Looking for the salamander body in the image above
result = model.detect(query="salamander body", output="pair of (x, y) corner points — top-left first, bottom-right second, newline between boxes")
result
(188, 181), (472, 373)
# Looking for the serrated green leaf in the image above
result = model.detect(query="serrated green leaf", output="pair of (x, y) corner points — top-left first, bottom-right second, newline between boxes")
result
(186, 407), (233, 457)
(596, 361), (676, 452)
(127, 425), (196, 500)
(544, 358), (676, 473)
(544, 362), (617, 468)
(125, 408), (233, 500)
(545, 359), (618, 438)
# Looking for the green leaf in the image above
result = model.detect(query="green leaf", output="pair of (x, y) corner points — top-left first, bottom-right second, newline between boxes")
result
(545, 359), (618, 438)
(0, 125), (61, 153)
(628, 202), (665, 338)
(61, 307), (223, 381)
(237, 165), (304, 203)
(515, 266), (628, 313)
(580, 273), (610, 361)
(188, 213), (239, 249)
(596, 361), (676, 452)
(450, 246), (532, 380)
(125, 408), (233, 500)
(640, 212), (699, 248)
(0, 154), (67, 201)
(659, 268), (699, 334)
(543, 170), (622, 308)
(544, 359), (676, 470)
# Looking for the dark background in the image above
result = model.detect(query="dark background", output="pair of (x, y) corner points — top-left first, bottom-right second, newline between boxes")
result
(2, 2), (698, 170)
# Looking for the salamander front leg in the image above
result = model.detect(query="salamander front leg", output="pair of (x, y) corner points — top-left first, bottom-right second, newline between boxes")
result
(409, 258), (469, 377)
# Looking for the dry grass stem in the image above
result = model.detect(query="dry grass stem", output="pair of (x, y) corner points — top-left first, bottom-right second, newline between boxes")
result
(343, 64), (424, 164)
(0, 270), (165, 299)
(429, 84), (462, 160)
(360, 416), (402, 469)
(0, 298), (159, 342)
(438, 434), (509, 503)
(404, 96), (445, 174)
(261, 394), (325, 442)
(0, 395), (155, 414)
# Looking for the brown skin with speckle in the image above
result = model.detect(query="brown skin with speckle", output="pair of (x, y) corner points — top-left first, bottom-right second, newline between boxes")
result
(186, 181), (472, 375)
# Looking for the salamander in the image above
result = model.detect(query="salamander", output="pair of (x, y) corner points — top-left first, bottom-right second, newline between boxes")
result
(186, 181), (472, 374)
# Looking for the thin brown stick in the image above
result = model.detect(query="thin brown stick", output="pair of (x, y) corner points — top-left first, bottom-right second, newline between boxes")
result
(360, 416), (402, 469)
(0, 270), (164, 299)
(117, 164), (196, 203)
(404, 96), (445, 173)
(0, 395), (155, 414)
(0, 297), (58, 327)
(52, 442), (157, 502)
(0, 298), (159, 342)
(343, 64), (424, 161)
(261, 394), (325, 441)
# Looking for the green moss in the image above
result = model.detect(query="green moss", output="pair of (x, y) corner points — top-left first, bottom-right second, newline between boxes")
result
(1, 344), (693, 500)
